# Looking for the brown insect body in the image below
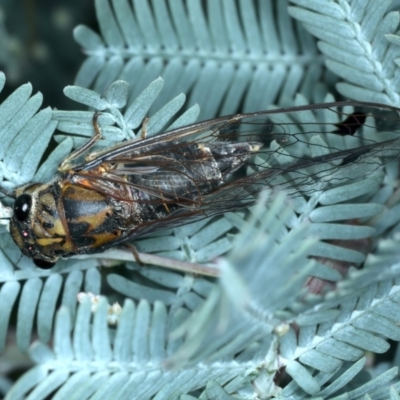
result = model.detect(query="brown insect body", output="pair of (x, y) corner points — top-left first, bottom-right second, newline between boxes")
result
(6, 101), (400, 269)
(9, 139), (260, 268)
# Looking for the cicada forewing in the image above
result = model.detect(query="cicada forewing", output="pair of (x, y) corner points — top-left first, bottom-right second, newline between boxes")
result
(6, 101), (400, 267)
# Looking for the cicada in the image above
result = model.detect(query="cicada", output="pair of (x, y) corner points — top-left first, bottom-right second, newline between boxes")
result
(4, 101), (400, 269)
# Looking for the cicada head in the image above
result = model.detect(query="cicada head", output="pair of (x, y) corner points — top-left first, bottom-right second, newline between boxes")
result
(9, 182), (68, 269)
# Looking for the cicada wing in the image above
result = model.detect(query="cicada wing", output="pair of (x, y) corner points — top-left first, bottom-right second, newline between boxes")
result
(67, 101), (400, 242)
(82, 135), (400, 248)
(78, 101), (400, 170)
(186, 141), (390, 214)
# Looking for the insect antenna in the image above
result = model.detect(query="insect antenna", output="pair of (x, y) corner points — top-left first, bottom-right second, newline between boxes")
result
(58, 112), (103, 171)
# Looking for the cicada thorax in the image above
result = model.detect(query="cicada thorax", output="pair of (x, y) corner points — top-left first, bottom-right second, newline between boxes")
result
(9, 139), (261, 268)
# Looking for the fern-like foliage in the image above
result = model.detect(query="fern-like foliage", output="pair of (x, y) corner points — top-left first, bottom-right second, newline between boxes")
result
(289, 0), (400, 105)
(73, 0), (323, 119)
(2, 1), (400, 399)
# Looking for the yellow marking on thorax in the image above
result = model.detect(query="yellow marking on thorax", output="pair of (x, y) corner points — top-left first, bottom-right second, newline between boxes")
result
(92, 231), (121, 248)
(36, 237), (64, 247)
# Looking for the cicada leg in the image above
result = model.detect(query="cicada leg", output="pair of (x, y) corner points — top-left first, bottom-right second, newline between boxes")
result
(133, 252), (220, 277)
(94, 248), (220, 277)
(58, 112), (102, 172)
(70, 114), (149, 164)
(120, 243), (220, 277)
(140, 117), (149, 139)
(124, 242), (144, 266)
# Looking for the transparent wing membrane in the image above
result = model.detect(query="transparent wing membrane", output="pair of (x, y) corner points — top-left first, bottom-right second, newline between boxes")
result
(78, 101), (400, 203)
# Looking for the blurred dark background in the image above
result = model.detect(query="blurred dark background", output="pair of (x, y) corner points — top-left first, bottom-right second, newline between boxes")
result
(0, 0), (96, 109)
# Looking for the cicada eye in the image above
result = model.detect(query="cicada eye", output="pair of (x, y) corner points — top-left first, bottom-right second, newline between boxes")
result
(33, 258), (56, 269)
(14, 194), (32, 222)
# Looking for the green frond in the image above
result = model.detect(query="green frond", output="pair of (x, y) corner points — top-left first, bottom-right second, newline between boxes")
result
(9, 189), (400, 398)
(289, 0), (400, 105)
(55, 78), (199, 148)
(276, 250), (400, 397)
(0, 258), (101, 352)
(73, 0), (324, 119)
(7, 298), (258, 399)
(0, 73), (56, 190)
(167, 194), (313, 370)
